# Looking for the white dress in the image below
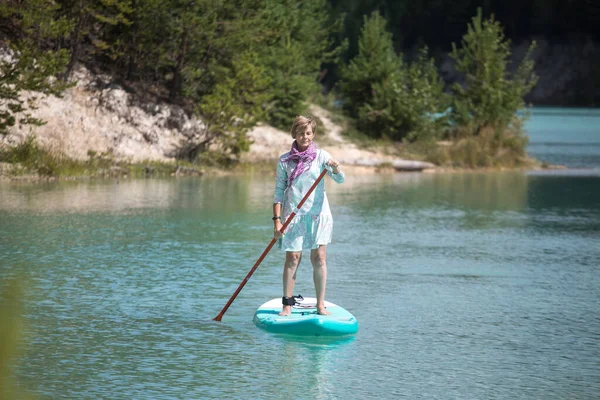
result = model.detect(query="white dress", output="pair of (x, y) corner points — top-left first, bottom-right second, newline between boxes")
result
(273, 148), (345, 251)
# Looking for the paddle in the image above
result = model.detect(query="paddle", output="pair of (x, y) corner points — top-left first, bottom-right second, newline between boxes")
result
(213, 168), (328, 321)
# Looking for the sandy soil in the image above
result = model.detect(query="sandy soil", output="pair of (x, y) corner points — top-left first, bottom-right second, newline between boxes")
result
(242, 104), (435, 173)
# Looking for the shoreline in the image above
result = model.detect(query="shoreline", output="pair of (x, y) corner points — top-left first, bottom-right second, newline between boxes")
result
(1, 73), (570, 182)
(0, 158), (569, 183)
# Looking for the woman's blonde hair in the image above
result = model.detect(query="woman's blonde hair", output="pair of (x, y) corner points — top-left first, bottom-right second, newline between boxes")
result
(290, 115), (317, 139)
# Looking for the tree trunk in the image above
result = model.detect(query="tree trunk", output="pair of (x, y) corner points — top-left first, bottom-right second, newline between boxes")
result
(169, 31), (188, 103)
(63, 1), (88, 80)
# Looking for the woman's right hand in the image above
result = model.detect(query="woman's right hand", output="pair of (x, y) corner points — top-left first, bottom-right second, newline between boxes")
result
(274, 221), (283, 239)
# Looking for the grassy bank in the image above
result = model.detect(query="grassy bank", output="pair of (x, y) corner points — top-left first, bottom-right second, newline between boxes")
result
(0, 132), (541, 182)
(0, 136), (208, 180)
(323, 110), (539, 169)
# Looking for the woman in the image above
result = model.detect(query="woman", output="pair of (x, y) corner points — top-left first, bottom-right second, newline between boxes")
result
(273, 115), (344, 316)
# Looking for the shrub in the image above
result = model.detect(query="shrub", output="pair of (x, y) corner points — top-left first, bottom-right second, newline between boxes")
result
(436, 128), (530, 168)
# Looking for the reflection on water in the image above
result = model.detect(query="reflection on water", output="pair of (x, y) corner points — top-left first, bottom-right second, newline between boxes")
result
(337, 171), (529, 211)
(0, 177), (275, 214)
(1, 172), (599, 399)
(1, 171), (529, 213)
(0, 179), (180, 213)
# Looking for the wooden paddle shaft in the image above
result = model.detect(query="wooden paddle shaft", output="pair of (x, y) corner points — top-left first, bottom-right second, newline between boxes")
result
(213, 168), (328, 321)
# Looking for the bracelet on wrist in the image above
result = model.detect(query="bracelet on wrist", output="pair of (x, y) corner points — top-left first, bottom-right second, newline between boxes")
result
(272, 216), (281, 221)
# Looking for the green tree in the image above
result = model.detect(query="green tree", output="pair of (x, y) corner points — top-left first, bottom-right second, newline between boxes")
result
(57, 0), (133, 79)
(364, 47), (448, 141)
(0, 0), (72, 134)
(144, 0), (341, 155)
(449, 8), (537, 135)
(339, 12), (447, 141)
(178, 1), (272, 160)
(338, 11), (400, 121)
(179, 0), (267, 103)
(198, 51), (271, 159)
(260, 0), (346, 129)
(114, 0), (166, 82)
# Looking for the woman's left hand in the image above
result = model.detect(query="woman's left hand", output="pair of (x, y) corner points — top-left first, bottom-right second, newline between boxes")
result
(326, 158), (341, 174)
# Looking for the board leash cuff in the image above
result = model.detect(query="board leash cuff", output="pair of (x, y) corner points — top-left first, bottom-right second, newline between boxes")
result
(282, 294), (304, 306)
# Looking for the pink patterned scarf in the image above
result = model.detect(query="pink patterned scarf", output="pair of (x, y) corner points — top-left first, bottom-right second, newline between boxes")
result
(281, 141), (317, 185)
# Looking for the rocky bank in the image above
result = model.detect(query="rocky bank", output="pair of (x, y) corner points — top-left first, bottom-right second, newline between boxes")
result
(1, 65), (434, 174)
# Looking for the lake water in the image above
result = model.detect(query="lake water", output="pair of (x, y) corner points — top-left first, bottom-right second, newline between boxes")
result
(525, 107), (600, 171)
(1, 107), (599, 399)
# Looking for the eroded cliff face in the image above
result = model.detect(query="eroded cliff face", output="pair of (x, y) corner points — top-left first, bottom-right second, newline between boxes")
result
(439, 37), (600, 106)
(2, 65), (209, 162)
(523, 38), (599, 106)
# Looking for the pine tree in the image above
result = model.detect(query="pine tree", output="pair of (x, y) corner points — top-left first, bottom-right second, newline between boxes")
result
(199, 51), (271, 158)
(339, 12), (447, 141)
(338, 11), (401, 121)
(365, 47), (448, 141)
(450, 8), (537, 134)
(56, 0), (133, 79)
(259, 0), (345, 129)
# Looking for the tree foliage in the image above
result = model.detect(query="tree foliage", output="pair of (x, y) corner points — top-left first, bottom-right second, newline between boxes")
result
(259, 0), (346, 130)
(1, 1), (544, 166)
(368, 47), (448, 142)
(339, 12), (447, 141)
(339, 12), (400, 119)
(449, 8), (537, 134)
(199, 51), (271, 158)
(55, 0), (134, 79)
(0, 0), (72, 134)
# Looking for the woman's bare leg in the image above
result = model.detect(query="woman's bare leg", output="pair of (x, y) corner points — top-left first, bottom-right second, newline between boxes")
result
(280, 251), (302, 316)
(311, 245), (331, 315)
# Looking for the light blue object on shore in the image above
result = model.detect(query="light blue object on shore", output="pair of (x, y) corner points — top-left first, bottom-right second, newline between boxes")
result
(253, 297), (359, 337)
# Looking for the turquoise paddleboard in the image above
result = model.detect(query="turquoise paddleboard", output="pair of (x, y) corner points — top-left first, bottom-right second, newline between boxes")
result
(253, 297), (359, 337)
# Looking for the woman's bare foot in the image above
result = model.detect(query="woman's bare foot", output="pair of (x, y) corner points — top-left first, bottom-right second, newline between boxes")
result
(317, 307), (331, 315)
(279, 305), (292, 316)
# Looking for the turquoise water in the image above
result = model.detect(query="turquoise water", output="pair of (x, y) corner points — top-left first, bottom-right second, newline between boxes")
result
(525, 107), (600, 170)
(1, 108), (599, 399)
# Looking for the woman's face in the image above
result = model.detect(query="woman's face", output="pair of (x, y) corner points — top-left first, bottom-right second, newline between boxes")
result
(296, 125), (314, 151)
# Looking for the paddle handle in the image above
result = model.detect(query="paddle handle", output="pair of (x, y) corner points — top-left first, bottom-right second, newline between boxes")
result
(213, 168), (328, 321)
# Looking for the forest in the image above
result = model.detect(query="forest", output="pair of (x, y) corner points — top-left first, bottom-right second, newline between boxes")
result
(1, 0), (597, 169)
